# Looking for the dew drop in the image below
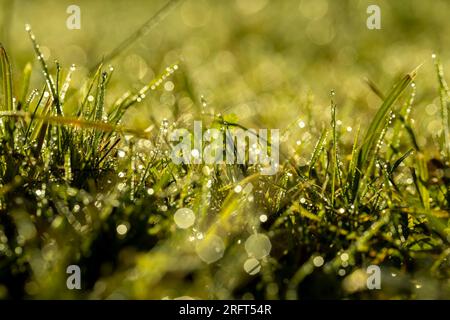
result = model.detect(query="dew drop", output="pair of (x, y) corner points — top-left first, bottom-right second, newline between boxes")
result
(117, 150), (126, 158)
(116, 224), (128, 235)
(202, 166), (211, 176)
(191, 149), (200, 159)
(196, 232), (204, 240)
(164, 81), (174, 92)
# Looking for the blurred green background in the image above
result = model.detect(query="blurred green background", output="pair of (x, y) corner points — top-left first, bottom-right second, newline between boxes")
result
(1, 0), (449, 145)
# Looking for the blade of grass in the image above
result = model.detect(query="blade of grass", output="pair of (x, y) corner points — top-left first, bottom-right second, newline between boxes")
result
(25, 25), (63, 115)
(330, 91), (339, 207)
(308, 129), (328, 178)
(19, 62), (32, 110)
(433, 55), (450, 159)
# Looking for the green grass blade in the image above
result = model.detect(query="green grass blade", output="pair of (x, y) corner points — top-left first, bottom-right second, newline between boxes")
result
(389, 148), (414, 175)
(360, 68), (418, 163)
(25, 25), (63, 115)
(330, 91), (338, 207)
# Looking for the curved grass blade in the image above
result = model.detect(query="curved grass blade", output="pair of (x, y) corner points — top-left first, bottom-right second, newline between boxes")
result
(389, 148), (414, 175)
(351, 66), (419, 202)
(90, 0), (184, 72)
(0, 44), (14, 112)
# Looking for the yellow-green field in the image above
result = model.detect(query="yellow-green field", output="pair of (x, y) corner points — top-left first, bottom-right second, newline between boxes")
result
(0, 0), (450, 299)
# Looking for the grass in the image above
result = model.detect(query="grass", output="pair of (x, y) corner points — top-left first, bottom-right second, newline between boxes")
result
(1, 2), (450, 300)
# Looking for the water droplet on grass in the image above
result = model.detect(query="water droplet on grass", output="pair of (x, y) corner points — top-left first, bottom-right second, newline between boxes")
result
(196, 235), (225, 264)
(245, 233), (271, 259)
(244, 258), (261, 275)
(174, 208), (195, 229)
(164, 81), (174, 91)
(313, 256), (324, 267)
